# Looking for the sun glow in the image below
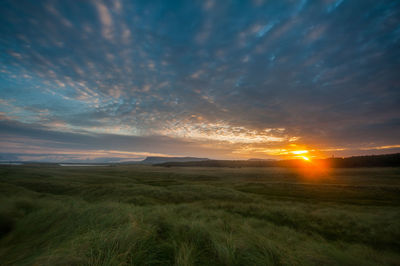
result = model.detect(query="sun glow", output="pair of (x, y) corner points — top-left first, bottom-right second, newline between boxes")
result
(294, 156), (332, 180)
(291, 150), (309, 155)
(301, 156), (310, 161)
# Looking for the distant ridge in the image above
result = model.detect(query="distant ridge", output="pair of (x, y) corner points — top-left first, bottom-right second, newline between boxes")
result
(2, 154), (399, 167)
(140, 156), (209, 164)
(155, 153), (400, 168)
(247, 158), (275, 161)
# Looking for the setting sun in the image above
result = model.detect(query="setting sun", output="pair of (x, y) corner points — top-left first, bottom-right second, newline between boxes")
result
(0, 1), (399, 265)
(301, 156), (310, 161)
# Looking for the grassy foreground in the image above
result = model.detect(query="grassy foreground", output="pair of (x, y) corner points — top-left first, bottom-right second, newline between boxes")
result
(0, 165), (400, 265)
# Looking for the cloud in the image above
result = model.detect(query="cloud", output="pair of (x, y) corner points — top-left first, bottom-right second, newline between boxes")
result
(95, 2), (113, 40)
(256, 22), (275, 38)
(0, 119), (238, 159)
(327, 0), (345, 13)
(0, 0), (399, 160)
(159, 121), (291, 144)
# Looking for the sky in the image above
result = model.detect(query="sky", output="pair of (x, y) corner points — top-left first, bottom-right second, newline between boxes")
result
(0, 0), (399, 162)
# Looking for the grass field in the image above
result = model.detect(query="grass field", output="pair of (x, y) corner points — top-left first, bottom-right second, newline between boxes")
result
(0, 165), (400, 265)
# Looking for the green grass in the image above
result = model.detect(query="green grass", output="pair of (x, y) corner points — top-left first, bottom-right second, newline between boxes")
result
(0, 165), (400, 265)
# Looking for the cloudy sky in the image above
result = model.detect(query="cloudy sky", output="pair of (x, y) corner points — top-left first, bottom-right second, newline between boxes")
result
(0, 0), (399, 162)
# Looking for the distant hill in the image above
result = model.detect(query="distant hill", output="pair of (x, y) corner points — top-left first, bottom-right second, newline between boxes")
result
(155, 160), (277, 167)
(140, 156), (209, 164)
(247, 158), (275, 161)
(155, 153), (400, 168)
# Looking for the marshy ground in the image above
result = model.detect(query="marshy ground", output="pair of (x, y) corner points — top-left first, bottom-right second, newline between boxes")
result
(0, 165), (399, 265)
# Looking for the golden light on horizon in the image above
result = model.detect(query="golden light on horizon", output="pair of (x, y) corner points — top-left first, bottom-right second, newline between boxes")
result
(301, 155), (310, 161)
(293, 155), (332, 180)
(291, 150), (309, 155)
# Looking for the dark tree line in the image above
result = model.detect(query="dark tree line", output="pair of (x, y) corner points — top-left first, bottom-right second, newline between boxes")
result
(156, 153), (400, 168)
